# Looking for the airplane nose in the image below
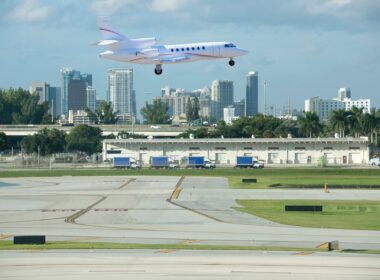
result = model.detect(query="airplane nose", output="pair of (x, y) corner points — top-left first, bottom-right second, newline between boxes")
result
(238, 48), (249, 55)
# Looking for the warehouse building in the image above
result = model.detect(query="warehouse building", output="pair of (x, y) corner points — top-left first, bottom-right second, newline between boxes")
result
(103, 137), (369, 167)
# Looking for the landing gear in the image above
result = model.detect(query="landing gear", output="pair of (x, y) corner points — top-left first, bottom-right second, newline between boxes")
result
(154, 64), (163, 75)
(228, 59), (235, 66)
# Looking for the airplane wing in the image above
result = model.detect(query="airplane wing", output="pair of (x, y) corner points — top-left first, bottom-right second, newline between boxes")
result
(153, 55), (192, 63)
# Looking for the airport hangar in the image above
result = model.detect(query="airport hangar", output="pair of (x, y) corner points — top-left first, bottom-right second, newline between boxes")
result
(103, 137), (369, 166)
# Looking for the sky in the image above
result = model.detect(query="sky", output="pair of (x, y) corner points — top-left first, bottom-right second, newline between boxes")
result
(0, 0), (379, 116)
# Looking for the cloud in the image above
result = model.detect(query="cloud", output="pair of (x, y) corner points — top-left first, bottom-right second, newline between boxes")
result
(8, 0), (51, 23)
(150, 0), (196, 12)
(90, 0), (139, 15)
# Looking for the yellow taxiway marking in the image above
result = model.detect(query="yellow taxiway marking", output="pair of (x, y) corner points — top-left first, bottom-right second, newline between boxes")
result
(0, 234), (13, 239)
(178, 239), (200, 245)
(157, 249), (177, 254)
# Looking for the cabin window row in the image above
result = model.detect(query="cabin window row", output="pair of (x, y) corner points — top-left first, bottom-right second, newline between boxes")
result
(170, 46), (206, 52)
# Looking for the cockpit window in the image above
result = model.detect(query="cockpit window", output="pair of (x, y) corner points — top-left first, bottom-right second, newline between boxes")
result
(224, 43), (236, 48)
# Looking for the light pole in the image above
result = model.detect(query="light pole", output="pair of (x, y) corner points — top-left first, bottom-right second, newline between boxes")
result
(131, 112), (135, 135)
(263, 81), (268, 116)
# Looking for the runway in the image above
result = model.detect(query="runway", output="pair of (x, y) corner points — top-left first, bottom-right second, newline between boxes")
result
(0, 176), (380, 250)
(1, 250), (379, 280)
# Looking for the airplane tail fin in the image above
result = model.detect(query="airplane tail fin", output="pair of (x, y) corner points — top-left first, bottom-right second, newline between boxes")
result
(97, 16), (129, 41)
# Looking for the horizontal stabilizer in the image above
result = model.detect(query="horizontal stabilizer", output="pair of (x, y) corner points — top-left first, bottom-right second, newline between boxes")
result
(92, 40), (119, 46)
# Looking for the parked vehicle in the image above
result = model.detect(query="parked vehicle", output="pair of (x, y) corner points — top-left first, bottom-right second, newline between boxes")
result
(151, 156), (179, 169)
(235, 156), (264, 168)
(369, 157), (380, 166)
(204, 159), (216, 169)
(187, 156), (216, 168)
(113, 157), (141, 169)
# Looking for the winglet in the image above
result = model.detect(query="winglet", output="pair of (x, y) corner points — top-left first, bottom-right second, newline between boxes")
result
(97, 16), (127, 41)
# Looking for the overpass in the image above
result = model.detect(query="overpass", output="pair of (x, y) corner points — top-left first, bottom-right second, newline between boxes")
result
(0, 124), (201, 137)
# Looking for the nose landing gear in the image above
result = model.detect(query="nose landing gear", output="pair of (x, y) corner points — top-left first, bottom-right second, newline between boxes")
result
(228, 59), (235, 66)
(154, 64), (163, 75)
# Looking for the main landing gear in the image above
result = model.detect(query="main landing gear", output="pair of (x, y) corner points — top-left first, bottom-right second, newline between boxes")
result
(228, 59), (235, 66)
(154, 64), (163, 75)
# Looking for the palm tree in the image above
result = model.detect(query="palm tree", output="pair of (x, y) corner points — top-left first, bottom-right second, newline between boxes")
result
(362, 112), (378, 144)
(346, 106), (364, 138)
(330, 109), (348, 138)
(298, 112), (321, 138)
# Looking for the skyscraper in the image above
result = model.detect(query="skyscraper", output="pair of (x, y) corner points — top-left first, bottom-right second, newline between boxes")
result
(60, 67), (92, 115)
(30, 81), (49, 104)
(211, 80), (234, 120)
(86, 86), (96, 112)
(338, 88), (351, 101)
(245, 71), (258, 116)
(107, 69), (134, 116)
(68, 79), (87, 112)
(48, 87), (61, 118)
(234, 99), (245, 117)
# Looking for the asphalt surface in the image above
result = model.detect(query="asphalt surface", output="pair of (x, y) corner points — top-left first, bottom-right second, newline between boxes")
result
(0, 176), (379, 250)
(1, 250), (379, 280)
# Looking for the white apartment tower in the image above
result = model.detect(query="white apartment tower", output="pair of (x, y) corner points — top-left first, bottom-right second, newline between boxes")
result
(305, 88), (371, 121)
(107, 69), (134, 115)
(211, 80), (234, 120)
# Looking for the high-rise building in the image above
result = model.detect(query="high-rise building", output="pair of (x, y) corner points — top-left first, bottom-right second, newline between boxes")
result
(30, 81), (50, 104)
(245, 71), (258, 116)
(338, 87), (351, 101)
(223, 106), (235, 124)
(68, 79), (87, 112)
(60, 67), (92, 115)
(211, 80), (234, 120)
(86, 86), (96, 112)
(30, 82), (61, 118)
(234, 99), (245, 117)
(48, 87), (61, 118)
(107, 69), (134, 116)
(305, 88), (371, 121)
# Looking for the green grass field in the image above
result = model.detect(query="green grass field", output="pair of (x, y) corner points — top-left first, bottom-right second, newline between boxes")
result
(235, 200), (380, 230)
(0, 240), (323, 252)
(1, 168), (379, 189)
(0, 241), (379, 254)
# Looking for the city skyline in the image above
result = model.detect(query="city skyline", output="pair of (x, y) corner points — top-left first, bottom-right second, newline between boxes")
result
(0, 0), (379, 113)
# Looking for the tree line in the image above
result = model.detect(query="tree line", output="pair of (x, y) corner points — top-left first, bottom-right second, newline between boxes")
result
(177, 107), (380, 146)
(20, 125), (103, 156)
(0, 88), (51, 124)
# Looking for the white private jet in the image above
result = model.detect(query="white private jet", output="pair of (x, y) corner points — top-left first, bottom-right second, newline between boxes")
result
(95, 17), (248, 75)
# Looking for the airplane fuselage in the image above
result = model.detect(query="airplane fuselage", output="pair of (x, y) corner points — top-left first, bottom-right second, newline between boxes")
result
(100, 41), (247, 65)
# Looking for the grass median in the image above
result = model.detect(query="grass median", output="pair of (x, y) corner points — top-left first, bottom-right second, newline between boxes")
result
(235, 200), (380, 230)
(0, 240), (324, 252)
(1, 168), (380, 190)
